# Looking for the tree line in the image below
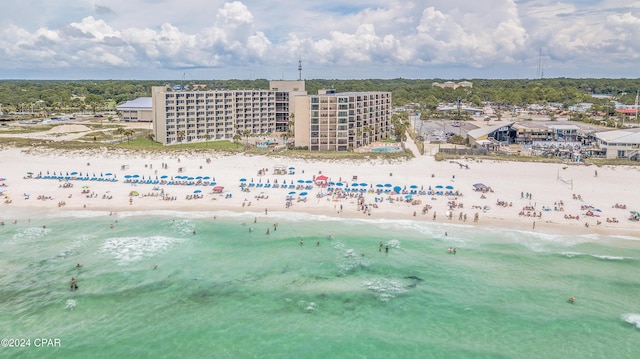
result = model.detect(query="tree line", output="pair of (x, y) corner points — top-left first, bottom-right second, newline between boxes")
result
(1, 78), (638, 115)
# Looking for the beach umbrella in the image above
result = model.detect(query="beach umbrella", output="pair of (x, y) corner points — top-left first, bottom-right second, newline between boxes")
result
(129, 190), (139, 196)
(70, 171), (78, 175)
(289, 167), (295, 170)
(297, 179), (304, 183)
(288, 191), (296, 195)
(124, 175), (132, 179)
(351, 183), (359, 187)
(360, 183), (367, 187)
(299, 192), (308, 196)
(194, 189), (202, 194)
(105, 173), (113, 176)
(160, 175), (168, 179)
(384, 183), (392, 188)
(336, 182), (344, 186)
(376, 184), (383, 188)
(188, 177), (195, 181)
(203, 176), (210, 180)
(329, 181), (335, 185)
(240, 178), (247, 182)
(405, 194), (412, 199)
(435, 185), (444, 189)
(410, 185), (418, 189)
(196, 176), (202, 179)
(132, 174), (140, 178)
(393, 186), (402, 193)
(305, 180), (312, 184)
(445, 185), (454, 190)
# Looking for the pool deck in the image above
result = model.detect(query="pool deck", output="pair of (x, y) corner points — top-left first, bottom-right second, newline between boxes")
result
(356, 142), (404, 153)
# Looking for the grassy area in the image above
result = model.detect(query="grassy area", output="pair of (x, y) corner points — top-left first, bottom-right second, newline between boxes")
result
(0, 124), (56, 134)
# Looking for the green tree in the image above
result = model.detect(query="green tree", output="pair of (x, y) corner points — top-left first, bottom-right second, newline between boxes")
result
(233, 133), (242, 148)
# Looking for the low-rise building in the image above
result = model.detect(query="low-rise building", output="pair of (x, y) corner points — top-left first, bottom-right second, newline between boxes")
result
(117, 97), (152, 122)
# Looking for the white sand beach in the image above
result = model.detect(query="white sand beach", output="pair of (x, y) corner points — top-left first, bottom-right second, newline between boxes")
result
(2, 144), (639, 236)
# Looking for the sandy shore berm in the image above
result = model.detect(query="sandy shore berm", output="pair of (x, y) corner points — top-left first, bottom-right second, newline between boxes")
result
(1, 144), (639, 237)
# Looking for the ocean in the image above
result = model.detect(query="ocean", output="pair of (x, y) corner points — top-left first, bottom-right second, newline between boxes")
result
(1, 210), (639, 358)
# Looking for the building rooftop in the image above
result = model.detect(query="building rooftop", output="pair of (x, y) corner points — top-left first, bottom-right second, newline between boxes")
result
(116, 97), (152, 110)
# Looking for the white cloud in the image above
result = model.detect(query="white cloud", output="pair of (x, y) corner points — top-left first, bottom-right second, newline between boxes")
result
(0, 0), (638, 78)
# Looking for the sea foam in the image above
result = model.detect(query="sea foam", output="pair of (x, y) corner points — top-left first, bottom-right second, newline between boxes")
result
(621, 313), (640, 329)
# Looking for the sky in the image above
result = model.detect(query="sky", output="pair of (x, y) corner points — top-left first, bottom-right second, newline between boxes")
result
(0, 0), (639, 80)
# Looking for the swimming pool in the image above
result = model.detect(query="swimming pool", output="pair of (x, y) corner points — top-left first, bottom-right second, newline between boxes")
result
(371, 146), (402, 153)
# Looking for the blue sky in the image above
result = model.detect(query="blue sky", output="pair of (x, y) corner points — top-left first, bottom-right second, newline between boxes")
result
(0, 0), (639, 80)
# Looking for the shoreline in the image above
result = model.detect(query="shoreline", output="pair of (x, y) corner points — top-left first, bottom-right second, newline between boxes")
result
(1, 147), (639, 239)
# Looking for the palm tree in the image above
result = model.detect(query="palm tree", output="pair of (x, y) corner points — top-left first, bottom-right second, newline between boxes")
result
(146, 133), (155, 143)
(114, 127), (126, 143)
(177, 130), (185, 145)
(123, 129), (135, 143)
(233, 133), (242, 148)
(242, 129), (251, 147)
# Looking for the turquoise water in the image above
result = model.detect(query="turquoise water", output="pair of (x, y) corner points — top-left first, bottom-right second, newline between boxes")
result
(1, 210), (639, 358)
(371, 147), (401, 153)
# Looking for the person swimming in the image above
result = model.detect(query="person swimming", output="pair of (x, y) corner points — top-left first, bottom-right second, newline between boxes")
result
(70, 277), (78, 291)
(568, 296), (575, 303)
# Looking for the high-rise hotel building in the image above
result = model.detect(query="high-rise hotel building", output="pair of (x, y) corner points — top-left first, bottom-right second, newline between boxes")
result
(293, 89), (392, 151)
(150, 80), (392, 151)
(151, 80), (305, 145)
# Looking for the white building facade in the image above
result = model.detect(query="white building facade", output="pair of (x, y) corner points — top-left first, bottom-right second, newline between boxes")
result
(152, 81), (305, 145)
(294, 90), (392, 151)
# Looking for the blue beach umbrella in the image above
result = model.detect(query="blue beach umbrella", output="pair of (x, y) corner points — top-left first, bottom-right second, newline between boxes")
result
(203, 176), (210, 180)
(297, 179), (305, 183)
(124, 175), (132, 179)
(132, 174), (140, 178)
(288, 191), (296, 195)
(105, 173), (113, 176)
(393, 186), (402, 193)
(240, 178), (247, 182)
(435, 185), (444, 189)
(196, 176), (202, 179)
(160, 175), (168, 179)
(351, 183), (359, 187)
(336, 182), (344, 186)
(360, 183), (367, 187)
(299, 192), (308, 196)
(376, 184), (384, 188)
(446, 185), (454, 190)
(384, 183), (392, 188)
(410, 185), (418, 189)
(70, 171), (78, 175)
(194, 189), (202, 194)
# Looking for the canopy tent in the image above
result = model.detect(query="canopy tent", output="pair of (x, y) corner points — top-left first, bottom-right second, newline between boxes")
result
(473, 183), (488, 191)
(212, 186), (224, 193)
(315, 175), (328, 182)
